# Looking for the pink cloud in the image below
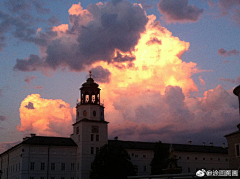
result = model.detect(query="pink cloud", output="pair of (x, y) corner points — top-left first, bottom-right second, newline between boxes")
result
(24, 76), (37, 84)
(218, 48), (239, 57)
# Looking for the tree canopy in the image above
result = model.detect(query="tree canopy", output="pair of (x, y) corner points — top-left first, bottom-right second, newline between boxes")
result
(150, 141), (170, 175)
(90, 143), (136, 179)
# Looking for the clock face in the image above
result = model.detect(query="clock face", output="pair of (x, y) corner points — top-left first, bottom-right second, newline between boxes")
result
(83, 110), (87, 117)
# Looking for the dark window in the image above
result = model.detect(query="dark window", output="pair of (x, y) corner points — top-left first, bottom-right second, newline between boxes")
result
(195, 157), (197, 160)
(226, 159), (228, 161)
(40, 177), (44, 179)
(187, 157), (189, 160)
(179, 156), (181, 159)
(51, 178), (55, 179)
(143, 155), (146, 158)
(41, 163), (45, 170)
(203, 158), (205, 160)
(71, 163), (75, 171)
(61, 177), (65, 179)
(188, 167), (190, 173)
(96, 135), (99, 141)
(76, 127), (79, 134)
(93, 111), (96, 117)
(218, 158), (220, 161)
(61, 163), (65, 170)
(143, 166), (146, 172)
(236, 144), (240, 157)
(91, 147), (94, 154)
(135, 155), (138, 157)
(78, 163), (79, 170)
(30, 177), (34, 179)
(91, 134), (94, 141)
(77, 111), (79, 117)
(71, 177), (74, 179)
(51, 163), (55, 170)
(210, 158), (213, 160)
(134, 165), (138, 172)
(96, 147), (99, 153)
(30, 162), (34, 170)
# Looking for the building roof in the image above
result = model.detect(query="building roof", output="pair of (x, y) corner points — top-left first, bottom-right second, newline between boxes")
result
(224, 130), (240, 137)
(108, 140), (228, 154)
(0, 136), (77, 156)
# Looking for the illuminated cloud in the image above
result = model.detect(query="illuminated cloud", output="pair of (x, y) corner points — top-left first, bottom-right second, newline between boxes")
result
(17, 94), (74, 137)
(157, 0), (203, 23)
(24, 76), (36, 84)
(14, 0), (148, 72)
(218, 48), (239, 57)
(199, 76), (205, 85)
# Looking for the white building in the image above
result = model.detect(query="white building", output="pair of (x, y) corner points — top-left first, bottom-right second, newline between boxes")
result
(0, 76), (229, 179)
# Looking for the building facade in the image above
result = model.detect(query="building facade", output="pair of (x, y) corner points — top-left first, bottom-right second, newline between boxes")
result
(0, 77), (229, 179)
(225, 85), (240, 169)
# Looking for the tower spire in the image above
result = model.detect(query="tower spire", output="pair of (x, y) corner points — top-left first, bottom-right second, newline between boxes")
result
(89, 70), (92, 78)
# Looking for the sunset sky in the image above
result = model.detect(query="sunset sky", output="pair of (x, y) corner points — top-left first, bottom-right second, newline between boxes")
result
(0, 0), (240, 153)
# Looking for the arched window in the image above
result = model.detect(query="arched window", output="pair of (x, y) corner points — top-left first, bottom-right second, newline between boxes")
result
(85, 92), (89, 103)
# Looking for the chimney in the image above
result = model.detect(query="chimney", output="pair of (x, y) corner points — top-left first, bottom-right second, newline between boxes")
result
(188, 141), (192, 145)
(210, 142), (213, 146)
(203, 142), (205, 146)
(30, 133), (36, 137)
(223, 143), (225, 148)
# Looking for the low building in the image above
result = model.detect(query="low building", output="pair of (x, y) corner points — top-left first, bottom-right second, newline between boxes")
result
(0, 76), (230, 179)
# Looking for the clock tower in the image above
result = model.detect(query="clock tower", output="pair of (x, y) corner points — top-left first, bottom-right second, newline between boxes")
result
(71, 72), (108, 179)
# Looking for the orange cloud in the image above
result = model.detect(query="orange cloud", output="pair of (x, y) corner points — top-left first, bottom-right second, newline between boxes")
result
(17, 94), (74, 137)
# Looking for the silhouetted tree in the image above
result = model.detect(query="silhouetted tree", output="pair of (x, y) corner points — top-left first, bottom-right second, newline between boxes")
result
(150, 141), (169, 174)
(90, 143), (136, 179)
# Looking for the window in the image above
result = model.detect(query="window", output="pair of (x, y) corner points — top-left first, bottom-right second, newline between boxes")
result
(30, 162), (34, 170)
(179, 156), (181, 159)
(61, 177), (65, 179)
(51, 163), (55, 170)
(30, 177), (34, 179)
(218, 158), (220, 161)
(91, 147), (94, 154)
(203, 158), (205, 160)
(71, 163), (75, 171)
(91, 134), (94, 141)
(195, 157), (197, 160)
(71, 177), (74, 179)
(236, 144), (240, 157)
(210, 158), (213, 160)
(78, 163), (79, 170)
(143, 166), (146, 172)
(41, 163), (45, 170)
(61, 163), (65, 170)
(96, 135), (99, 141)
(187, 157), (189, 160)
(143, 155), (146, 158)
(76, 127), (79, 134)
(226, 159), (228, 161)
(51, 177), (55, 179)
(188, 167), (190, 173)
(78, 135), (80, 142)
(40, 177), (44, 179)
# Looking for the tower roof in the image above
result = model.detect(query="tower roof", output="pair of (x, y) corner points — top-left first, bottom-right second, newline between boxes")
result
(233, 85), (240, 96)
(81, 77), (99, 89)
